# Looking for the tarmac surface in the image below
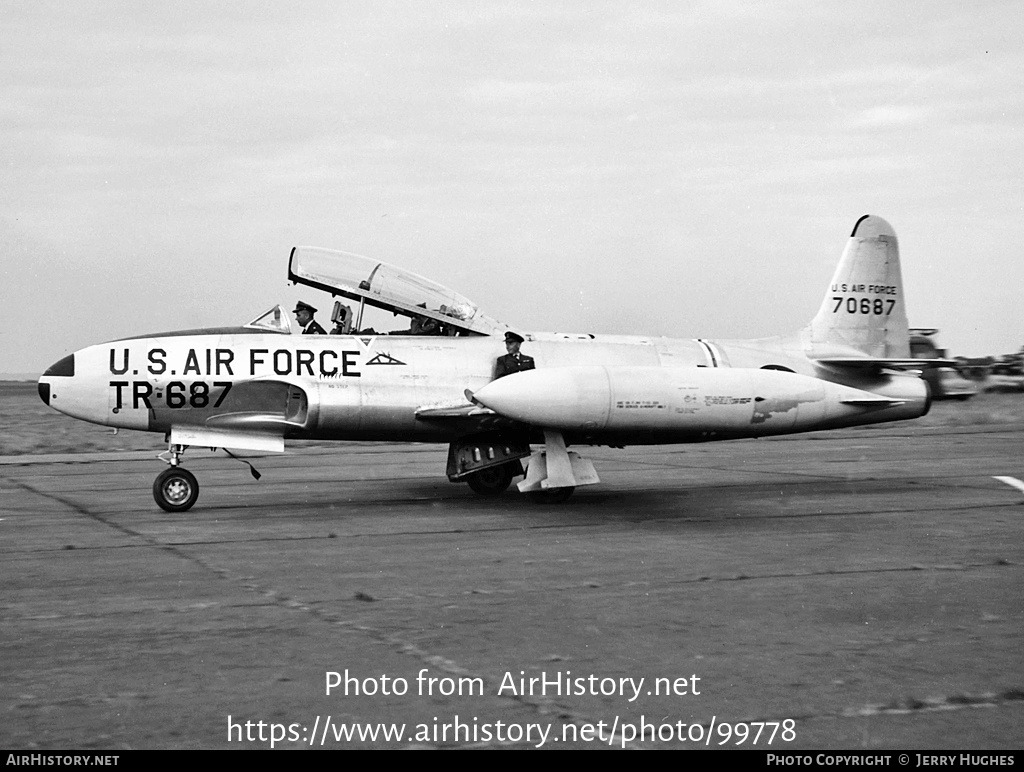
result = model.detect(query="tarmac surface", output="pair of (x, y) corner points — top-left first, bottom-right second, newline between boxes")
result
(2, 423), (1022, 749)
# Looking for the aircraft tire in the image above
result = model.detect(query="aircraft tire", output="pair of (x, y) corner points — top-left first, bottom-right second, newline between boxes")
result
(528, 486), (575, 504)
(465, 464), (515, 496)
(153, 467), (200, 512)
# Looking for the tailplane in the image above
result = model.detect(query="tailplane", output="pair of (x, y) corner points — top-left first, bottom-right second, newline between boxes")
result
(808, 215), (910, 360)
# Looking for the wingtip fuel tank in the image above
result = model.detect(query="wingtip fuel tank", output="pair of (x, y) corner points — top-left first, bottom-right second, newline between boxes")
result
(472, 366), (930, 443)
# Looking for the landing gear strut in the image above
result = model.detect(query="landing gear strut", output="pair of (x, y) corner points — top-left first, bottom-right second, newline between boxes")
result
(154, 443), (199, 512)
(517, 431), (598, 503)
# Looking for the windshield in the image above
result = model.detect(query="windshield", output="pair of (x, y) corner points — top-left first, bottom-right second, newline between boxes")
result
(288, 247), (508, 336)
(244, 304), (292, 333)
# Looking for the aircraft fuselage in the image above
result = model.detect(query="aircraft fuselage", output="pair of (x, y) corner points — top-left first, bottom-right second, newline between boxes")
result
(40, 329), (929, 448)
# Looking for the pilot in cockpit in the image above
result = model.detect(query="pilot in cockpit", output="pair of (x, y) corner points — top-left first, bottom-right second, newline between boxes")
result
(294, 301), (326, 335)
(410, 315), (441, 336)
(389, 303), (442, 336)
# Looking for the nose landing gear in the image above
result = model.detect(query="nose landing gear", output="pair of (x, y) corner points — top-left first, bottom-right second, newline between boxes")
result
(154, 443), (199, 512)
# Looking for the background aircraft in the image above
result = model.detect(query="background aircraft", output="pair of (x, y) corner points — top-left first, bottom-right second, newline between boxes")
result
(38, 214), (947, 511)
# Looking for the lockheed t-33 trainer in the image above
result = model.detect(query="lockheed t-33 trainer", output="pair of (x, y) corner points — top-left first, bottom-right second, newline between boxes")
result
(39, 215), (947, 512)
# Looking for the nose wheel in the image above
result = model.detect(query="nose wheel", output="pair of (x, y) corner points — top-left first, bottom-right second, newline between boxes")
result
(153, 467), (199, 512)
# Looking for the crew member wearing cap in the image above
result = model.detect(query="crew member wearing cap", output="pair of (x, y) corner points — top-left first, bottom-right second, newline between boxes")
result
(294, 301), (326, 335)
(390, 303), (442, 335)
(494, 331), (535, 379)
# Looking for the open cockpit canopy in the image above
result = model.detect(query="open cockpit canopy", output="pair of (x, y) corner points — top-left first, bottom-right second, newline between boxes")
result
(288, 247), (509, 336)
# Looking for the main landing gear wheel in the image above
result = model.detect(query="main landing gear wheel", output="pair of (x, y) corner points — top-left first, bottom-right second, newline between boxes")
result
(153, 467), (199, 512)
(528, 486), (575, 504)
(465, 464), (515, 496)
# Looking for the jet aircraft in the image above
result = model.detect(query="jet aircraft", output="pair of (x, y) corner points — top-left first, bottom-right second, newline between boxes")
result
(38, 215), (948, 512)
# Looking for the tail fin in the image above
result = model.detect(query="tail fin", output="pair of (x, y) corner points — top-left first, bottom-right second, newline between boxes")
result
(808, 214), (910, 359)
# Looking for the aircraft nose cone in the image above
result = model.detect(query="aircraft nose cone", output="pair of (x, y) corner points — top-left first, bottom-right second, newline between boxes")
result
(39, 354), (75, 406)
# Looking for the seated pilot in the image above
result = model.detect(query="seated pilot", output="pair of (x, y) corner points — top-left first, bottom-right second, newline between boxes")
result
(294, 301), (326, 335)
(410, 315), (441, 335)
(494, 331), (535, 378)
(390, 303), (442, 335)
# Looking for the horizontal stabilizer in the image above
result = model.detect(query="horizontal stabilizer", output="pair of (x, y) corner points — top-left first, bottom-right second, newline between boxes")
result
(170, 425), (284, 453)
(839, 396), (906, 406)
(816, 357), (956, 370)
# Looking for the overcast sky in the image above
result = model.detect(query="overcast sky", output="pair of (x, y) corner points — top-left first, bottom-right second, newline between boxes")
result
(3, 1), (1022, 376)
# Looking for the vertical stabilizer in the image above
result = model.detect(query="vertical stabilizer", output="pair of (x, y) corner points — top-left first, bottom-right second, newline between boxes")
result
(808, 215), (909, 359)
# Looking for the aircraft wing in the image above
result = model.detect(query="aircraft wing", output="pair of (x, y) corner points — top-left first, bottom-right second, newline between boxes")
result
(415, 401), (523, 433)
(415, 404), (497, 419)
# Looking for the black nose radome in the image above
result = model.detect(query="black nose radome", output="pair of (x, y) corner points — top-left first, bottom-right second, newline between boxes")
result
(43, 354), (75, 377)
(38, 381), (50, 405)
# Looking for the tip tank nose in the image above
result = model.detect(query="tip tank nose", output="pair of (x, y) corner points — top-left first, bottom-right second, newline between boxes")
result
(473, 367), (612, 429)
